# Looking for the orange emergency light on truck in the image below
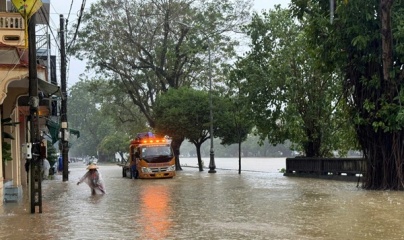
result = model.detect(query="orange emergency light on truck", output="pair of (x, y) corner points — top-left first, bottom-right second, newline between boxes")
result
(120, 132), (176, 179)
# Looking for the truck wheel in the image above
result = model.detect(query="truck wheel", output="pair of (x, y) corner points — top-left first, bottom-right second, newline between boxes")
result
(126, 168), (131, 178)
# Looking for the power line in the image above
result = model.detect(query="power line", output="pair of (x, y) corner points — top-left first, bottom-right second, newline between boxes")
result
(67, 0), (86, 52)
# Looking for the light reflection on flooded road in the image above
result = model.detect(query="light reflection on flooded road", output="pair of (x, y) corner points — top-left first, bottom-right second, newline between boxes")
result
(139, 184), (171, 239)
(2, 158), (404, 239)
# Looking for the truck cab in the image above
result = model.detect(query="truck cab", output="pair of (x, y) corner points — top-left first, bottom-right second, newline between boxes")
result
(122, 132), (176, 179)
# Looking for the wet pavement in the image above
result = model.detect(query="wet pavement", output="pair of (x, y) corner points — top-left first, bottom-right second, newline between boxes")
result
(1, 158), (404, 240)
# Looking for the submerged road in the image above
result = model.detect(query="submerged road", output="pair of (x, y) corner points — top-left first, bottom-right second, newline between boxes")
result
(1, 159), (404, 240)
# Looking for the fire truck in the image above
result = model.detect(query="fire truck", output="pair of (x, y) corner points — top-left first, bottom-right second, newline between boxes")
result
(120, 132), (176, 179)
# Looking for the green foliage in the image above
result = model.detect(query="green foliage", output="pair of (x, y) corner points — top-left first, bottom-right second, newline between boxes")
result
(279, 168), (286, 173)
(214, 96), (253, 146)
(154, 87), (211, 142)
(2, 117), (19, 162)
(46, 141), (58, 167)
(99, 134), (132, 157)
(154, 87), (211, 170)
(67, 0), (253, 164)
(153, 86), (252, 169)
(68, 0), (252, 130)
(234, 5), (356, 157)
(67, 81), (104, 156)
(218, 74), (254, 148)
(290, 0), (404, 189)
(154, 86), (251, 145)
(310, 0), (404, 134)
(2, 142), (12, 162)
(67, 80), (145, 158)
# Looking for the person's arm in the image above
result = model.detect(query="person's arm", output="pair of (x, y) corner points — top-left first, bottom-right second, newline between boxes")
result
(77, 172), (89, 185)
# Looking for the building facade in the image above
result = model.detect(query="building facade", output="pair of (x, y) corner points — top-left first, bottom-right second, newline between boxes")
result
(0, 0), (57, 204)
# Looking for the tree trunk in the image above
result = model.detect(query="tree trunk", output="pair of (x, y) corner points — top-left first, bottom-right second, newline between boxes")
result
(304, 128), (321, 157)
(362, 0), (404, 190)
(360, 128), (404, 190)
(195, 142), (204, 171)
(380, 0), (393, 86)
(171, 136), (184, 171)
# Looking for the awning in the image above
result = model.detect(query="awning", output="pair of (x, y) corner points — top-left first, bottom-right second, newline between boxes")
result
(46, 120), (80, 144)
(70, 129), (80, 138)
(2, 132), (14, 140)
(9, 78), (63, 98)
(38, 79), (63, 98)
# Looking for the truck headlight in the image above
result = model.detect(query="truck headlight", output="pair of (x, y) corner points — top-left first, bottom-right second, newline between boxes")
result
(141, 167), (152, 173)
(167, 165), (175, 171)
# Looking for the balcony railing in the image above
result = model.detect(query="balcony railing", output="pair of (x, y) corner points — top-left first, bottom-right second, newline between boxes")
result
(0, 13), (24, 30)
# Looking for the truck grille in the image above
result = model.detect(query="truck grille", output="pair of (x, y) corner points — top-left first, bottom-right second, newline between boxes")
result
(150, 167), (168, 173)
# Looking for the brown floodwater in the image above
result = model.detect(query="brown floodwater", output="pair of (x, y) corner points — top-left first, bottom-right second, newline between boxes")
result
(1, 158), (404, 240)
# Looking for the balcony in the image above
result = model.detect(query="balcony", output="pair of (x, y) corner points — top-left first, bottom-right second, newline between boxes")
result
(0, 12), (25, 46)
(0, 12), (23, 28)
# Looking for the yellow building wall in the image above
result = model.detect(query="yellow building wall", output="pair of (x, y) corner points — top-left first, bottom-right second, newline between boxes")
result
(0, 70), (29, 203)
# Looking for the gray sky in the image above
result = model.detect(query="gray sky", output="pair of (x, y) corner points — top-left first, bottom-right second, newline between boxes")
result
(49, 0), (290, 88)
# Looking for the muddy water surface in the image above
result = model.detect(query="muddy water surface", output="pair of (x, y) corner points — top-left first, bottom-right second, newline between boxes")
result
(1, 158), (404, 240)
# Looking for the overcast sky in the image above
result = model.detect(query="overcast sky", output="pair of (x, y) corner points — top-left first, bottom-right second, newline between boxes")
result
(48, 0), (290, 88)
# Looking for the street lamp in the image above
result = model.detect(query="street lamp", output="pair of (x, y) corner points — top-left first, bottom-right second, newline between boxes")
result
(177, 22), (216, 173)
(207, 37), (216, 173)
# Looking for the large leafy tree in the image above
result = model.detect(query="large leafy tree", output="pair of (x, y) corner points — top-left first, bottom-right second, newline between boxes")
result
(295, 0), (404, 190)
(233, 6), (354, 157)
(69, 0), (252, 165)
(291, 0), (404, 189)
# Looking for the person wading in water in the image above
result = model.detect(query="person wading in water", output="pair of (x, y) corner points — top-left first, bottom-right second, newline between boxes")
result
(77, 163), (106, 194)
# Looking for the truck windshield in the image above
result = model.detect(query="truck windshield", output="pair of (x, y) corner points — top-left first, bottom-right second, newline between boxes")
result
(142, 145), (173, 163)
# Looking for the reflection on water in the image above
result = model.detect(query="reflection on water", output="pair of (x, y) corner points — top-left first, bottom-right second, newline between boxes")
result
(139, 184), (171, 239)
(1, 159), (404, 239)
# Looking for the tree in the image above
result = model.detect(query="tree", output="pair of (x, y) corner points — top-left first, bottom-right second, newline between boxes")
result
(68, 79), (147, 160)
(291, 0), (404, 189)
(68, 81), (115, 159)
(84, 78), (149, 160)
(86, 78), (149, 135)
(98, 133), (131, 162)
(154, 87), (211, 171)
(215, 81), (254, 174)
(233, 5), (355, 157)
(69, 0), (252, 165)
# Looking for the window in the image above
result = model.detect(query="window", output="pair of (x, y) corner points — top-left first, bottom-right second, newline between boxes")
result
(4, 35), (20, 41)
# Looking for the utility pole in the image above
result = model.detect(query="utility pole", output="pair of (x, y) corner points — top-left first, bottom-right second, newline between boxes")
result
(60, 15), (69, 181)
(28, 13), (42, 213)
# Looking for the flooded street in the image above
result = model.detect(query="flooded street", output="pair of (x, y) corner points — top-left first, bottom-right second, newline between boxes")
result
(2, 158), (404, 240)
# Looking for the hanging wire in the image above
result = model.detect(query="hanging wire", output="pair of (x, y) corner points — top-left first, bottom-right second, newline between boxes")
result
(67, 0), (86, 52)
